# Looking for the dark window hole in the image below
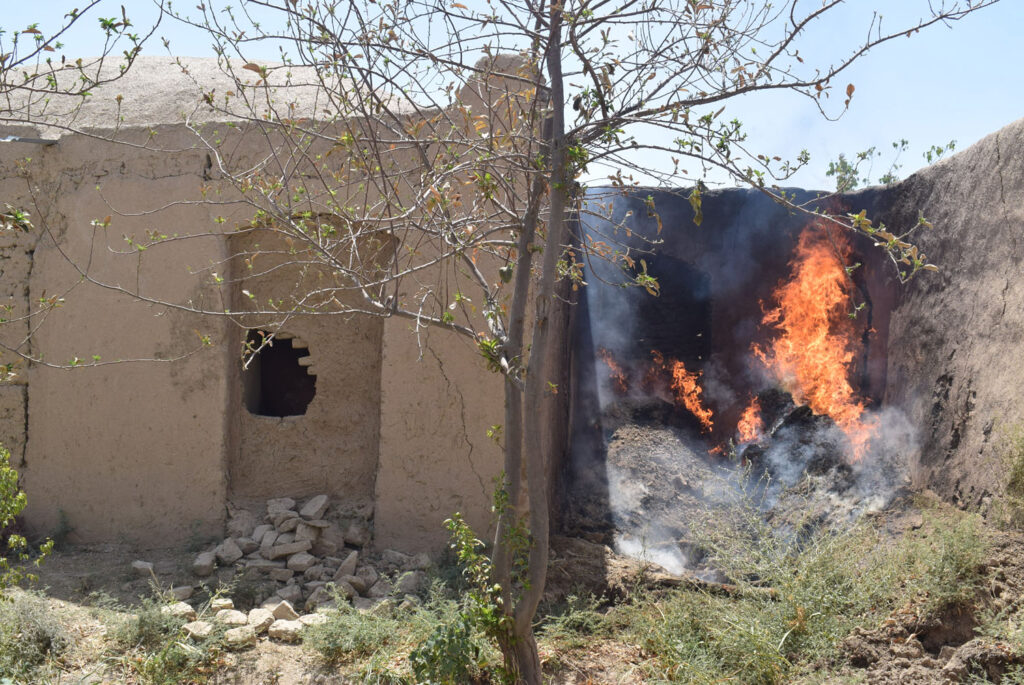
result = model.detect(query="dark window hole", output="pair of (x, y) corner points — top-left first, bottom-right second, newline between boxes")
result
(243, 330), (316, 417)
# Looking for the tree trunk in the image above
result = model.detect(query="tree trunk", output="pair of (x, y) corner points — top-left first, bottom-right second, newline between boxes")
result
(503, 7), (568, 684)
(498, 626), (542, 685)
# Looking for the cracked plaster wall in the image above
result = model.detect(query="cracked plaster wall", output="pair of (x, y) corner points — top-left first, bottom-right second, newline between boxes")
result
(8, 128), (232, 544)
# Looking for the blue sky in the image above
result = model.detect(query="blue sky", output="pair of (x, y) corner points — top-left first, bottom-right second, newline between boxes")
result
(4, 1), (1021, 190)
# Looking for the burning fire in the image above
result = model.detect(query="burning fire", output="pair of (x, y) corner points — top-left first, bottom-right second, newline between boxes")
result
(596, 346), (716, 432)
(736, 397), (764, 443)
(592, 224), (875, 460)
(753, 226), (872, 456)
(649, 350), (714, 433)
(597, 347), (628, 395)
(669, 359), (714, 433)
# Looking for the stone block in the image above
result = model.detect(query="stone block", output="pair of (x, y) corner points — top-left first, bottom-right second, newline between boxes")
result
(344, 520), (371, 547)
(266, 498), (296, 516)
(227, 509), (258, 539)
(270, 600), (300, 621)
(380, 549), (410, 569)
(335, 551), (358, 579)
(269, 568), (294, 582)
(268, 619), (303, 642)
(278, 584), (302, 605)
(210, 597), (234, 612)
(236, 537), (259, 554)
(352, 597), (377, 612)
(183, 620), (214, 640)
(252, 523), (273, 542)
(215, 609), (249, 626)
(408, 552), (432, 571)
(299, 613), (329, 626)
(333, 580), (356, 600)
(367, 578), (394, 598)
(299, 495), (329, 520)
(276, 515), (300, 533)
(311, 538), (338, 557)
(259, 530), (279, 558)
(131, 560), (154, 577)
(161, 602), (196, 621)
(247, 607), (275, 634)
(244, 558), (285, 572)
(224, 625), (256, 649)
(355, 565), (378, 588)
(192, 552), (216, 577)
(395, 570), (426, 595)
(215, 538), (244, 565)
(267, 540), (311, 560)
(304, 586), (332, 612)
(303, 565), (328, 582)
(294, 522), (320, 542)
(287, 552), (316, 573)
(340, 574), (366, 595)
(170, 586), (194, 601)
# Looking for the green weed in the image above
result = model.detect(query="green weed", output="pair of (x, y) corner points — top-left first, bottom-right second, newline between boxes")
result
(991, 423), (1024, 528)
(109, 593), (224, 684)
(610, 496), (989, 683)
(537, 593), (608, 651)
(305, 602), (403, 665)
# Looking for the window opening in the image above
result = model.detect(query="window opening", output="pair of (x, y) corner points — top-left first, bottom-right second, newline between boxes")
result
(242, 329), (316, 417)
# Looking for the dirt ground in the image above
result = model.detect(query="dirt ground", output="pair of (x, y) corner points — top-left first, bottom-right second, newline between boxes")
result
(14, 508), (1024, 684)
(17, 409), (1024, 684)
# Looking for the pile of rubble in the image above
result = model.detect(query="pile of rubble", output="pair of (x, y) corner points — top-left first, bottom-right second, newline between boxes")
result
(134, 494), (433, 643)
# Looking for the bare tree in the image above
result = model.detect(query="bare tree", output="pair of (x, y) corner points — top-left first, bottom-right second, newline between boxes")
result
(4, 0), (1002, 680)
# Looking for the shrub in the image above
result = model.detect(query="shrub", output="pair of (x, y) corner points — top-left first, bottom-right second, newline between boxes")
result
(0, 591), (69, 681)
(0, 443), (51, 588)
(304, 604), (403, 665)
(110, 595), (224, 684)
(409, 614), (482, 684)
(993, 424), (1024, 528)
(904, 512), (988, 612)
(537, 593), (607, 650)
(112, 597), (187, 651)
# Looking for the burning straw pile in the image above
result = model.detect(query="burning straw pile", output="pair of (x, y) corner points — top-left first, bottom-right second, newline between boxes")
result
(584, 225), (915, 578)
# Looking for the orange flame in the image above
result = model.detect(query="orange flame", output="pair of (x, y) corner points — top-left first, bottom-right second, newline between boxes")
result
(753, 226), (872, 457)
(737, 397), (764, 443)
(669, 359), (714, 433)
(597, 347), (629, 395)
(647, 349), (715, 432)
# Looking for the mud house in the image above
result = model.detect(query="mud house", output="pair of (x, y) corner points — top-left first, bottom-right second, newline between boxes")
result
(0, 57), (533, 552)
